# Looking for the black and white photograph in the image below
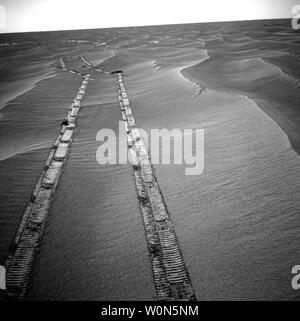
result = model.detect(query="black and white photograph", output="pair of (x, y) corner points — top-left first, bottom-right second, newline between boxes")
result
(0, 0), (300, 309)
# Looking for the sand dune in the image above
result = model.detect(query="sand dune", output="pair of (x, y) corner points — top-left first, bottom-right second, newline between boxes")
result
(1, 19), (300, 300)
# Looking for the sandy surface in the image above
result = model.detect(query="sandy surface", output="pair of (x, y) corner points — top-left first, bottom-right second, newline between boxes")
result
(1, 19), (300, 300)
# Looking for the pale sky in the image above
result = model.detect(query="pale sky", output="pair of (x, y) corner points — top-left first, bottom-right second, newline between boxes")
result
(0, 0), (298, 33)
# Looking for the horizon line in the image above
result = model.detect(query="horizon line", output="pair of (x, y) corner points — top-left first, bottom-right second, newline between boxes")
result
(0, 17), (293, 35)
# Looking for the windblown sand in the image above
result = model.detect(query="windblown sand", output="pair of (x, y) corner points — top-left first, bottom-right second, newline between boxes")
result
(1, 19), (300, 300)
